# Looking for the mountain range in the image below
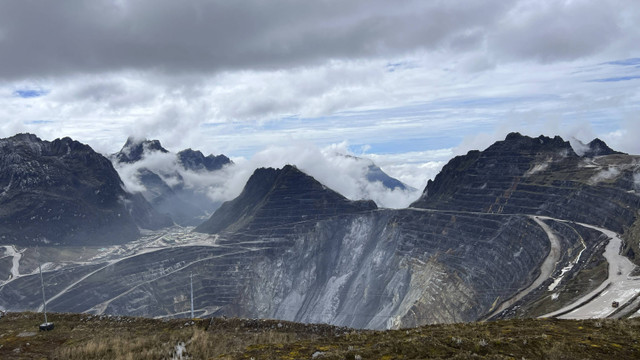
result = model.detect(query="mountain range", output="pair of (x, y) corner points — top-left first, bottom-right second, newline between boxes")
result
(110, 137), (413, 227)
(0, 132), (639, 330)
(111, 137), (233, 226)
(0, 134), (171, 246)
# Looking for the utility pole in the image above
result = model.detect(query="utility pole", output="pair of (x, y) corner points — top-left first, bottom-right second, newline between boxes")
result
(190, 272), (194, 319)
(39, 263), (54, 331)
(40, 264), (47, 324)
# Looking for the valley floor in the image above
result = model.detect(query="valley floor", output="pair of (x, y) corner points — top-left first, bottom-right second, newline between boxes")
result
(1, 312), (639, 359)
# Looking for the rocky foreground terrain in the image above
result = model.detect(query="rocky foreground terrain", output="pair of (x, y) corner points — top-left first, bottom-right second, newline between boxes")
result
(1, 312), (639, 359)
(1, 132), (639, 332)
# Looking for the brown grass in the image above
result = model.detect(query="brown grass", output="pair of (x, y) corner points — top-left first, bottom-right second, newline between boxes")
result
(2, 312), (640, 359)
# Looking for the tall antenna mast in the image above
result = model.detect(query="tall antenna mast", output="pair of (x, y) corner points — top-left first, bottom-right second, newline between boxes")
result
(38, 263), (54, 331)
(39, 263), (47, 324)
(190, 272), (194, 319)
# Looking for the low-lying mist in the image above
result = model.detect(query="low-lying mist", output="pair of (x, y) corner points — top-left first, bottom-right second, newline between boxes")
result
(113, 142), (423, 209)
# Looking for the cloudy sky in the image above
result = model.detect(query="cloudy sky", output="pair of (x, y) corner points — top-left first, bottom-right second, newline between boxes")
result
(1, 0), (639, 191)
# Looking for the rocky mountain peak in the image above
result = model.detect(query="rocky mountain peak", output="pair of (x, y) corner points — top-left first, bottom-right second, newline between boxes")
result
(1, 133), (119, 191)
(0, 133), (171, 245)
(583, 138), (623, 157)
(0, 133), (45, 156)
(336, 153), (413, 191)
(50, 136), (92, 154)
(1, 132), (40, 144)
(412, 133), (580, 210)
(410, 133), (637, 232)
(485, 132), (576, 157)
(177, 148), (232, 172)
(115, 137), (169, 163)
(195, 165), (377, 234)
(1, 134), (101, 162)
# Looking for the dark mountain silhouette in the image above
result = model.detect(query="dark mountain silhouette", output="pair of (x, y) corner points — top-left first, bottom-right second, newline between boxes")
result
(0, 134), (171, 245)
(195, 164), (377, 234)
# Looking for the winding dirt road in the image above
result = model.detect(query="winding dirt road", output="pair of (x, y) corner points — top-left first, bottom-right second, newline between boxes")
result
(540, 219), (640, 319)
(1, 245), (22, 281)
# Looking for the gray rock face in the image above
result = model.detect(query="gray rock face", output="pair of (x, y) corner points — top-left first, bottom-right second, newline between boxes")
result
(0, 134), (171, 246)
(226, 210), (548, 328)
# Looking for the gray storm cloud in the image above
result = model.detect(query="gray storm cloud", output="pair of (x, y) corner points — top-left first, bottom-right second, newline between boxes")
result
(1, 0), (638, 80)
(1, 0), (638, 199)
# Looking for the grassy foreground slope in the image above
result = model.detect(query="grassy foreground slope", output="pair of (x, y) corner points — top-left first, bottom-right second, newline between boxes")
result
(2, 313), (640, 359)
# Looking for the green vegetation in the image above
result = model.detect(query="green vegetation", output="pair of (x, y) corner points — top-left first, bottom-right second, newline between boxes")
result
(1, 312), (640, 359)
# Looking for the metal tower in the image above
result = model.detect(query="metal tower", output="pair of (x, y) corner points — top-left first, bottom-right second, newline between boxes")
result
(39, 263), (54, 331)
(190, 272), (194, 319)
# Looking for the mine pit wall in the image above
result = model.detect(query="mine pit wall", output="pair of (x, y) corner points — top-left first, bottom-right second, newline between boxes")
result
(230, 209), (551, 329)
(0, 212), (595, 329)
(79, 246), (256, 317)
(412, 145), (640, 237)
(416, 179), (640, 235)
